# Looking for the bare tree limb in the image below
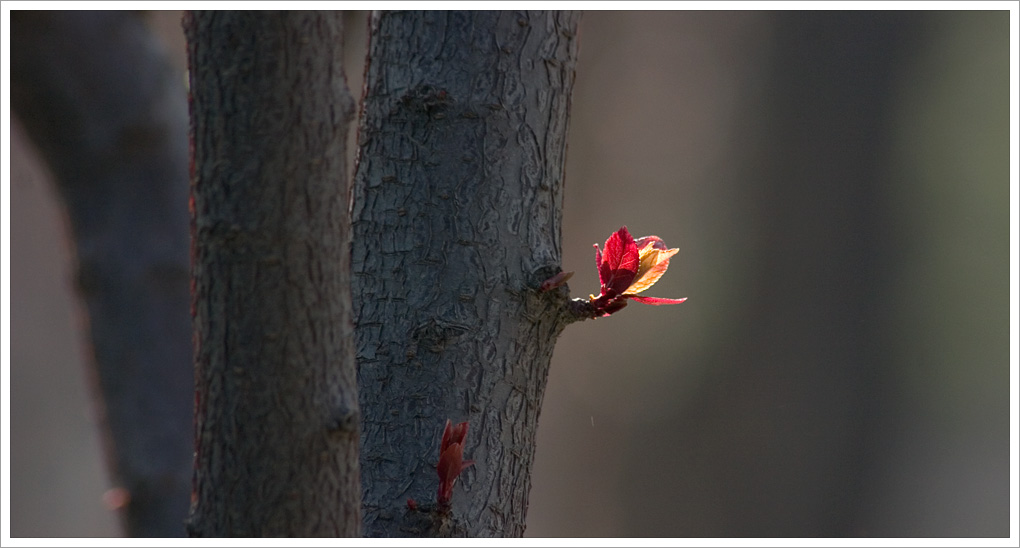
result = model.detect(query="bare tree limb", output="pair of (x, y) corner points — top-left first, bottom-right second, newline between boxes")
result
(11, 11), (193, 537)
(351, 11), (582, 537)
(184, 11), (361, 536)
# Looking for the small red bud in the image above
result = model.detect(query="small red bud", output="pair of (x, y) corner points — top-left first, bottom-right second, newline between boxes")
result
(436, 419), (474, 507)
(540, 270), (575, 292)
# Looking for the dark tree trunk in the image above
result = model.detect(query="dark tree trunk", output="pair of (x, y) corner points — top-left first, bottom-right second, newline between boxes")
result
(184, 12), (361, 536)
(351, 11), (582, 537)
(10, 11), (193, 537)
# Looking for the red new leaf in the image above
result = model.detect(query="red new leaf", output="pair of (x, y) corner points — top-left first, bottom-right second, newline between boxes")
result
(589, 226), (687, 316)
(436, 419), (474, 507)
(596, 226), (640, 297)
(629, 295), (688, 305)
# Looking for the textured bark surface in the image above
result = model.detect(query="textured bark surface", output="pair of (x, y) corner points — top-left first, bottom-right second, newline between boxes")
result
(10, 12), (193, 537)
(351, 11), (582, 537)
(185, 12), (361, 536)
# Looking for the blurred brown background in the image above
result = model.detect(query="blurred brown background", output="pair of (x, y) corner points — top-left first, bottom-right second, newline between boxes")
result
(9, 10), (1010, 537)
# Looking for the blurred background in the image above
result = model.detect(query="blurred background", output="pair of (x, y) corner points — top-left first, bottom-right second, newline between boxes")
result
(9, 10), (1012, 537)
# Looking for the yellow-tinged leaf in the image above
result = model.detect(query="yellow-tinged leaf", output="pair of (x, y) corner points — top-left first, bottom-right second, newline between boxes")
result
(626, 245), (678, 294)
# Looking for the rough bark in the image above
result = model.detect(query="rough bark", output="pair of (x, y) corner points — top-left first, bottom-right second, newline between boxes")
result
(351, 11), (582, 537)
(184, 12), (361, 536)
(10, 11), (193, 537)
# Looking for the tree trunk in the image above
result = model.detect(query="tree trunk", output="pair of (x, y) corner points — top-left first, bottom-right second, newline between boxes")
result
(10, 11), (193, 537)
(184, 12), (361, 536)
(351, 11), (582, 537)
